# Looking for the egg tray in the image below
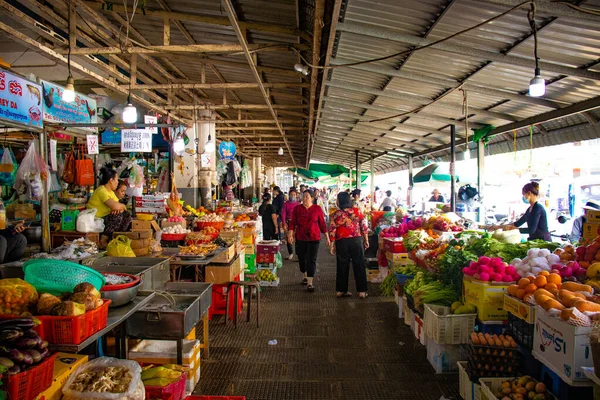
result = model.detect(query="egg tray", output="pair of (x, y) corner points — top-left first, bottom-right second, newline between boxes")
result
(469, 344), (520, 360)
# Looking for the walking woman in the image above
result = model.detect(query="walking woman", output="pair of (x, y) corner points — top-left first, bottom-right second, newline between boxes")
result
(289, 190), (330, 292)
(87, 167), (132, 248)
(281, 188), (300, 260)
(329, 191), (369, 299)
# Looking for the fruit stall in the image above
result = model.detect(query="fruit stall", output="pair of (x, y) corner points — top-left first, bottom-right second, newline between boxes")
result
(377, 214), (600, 399)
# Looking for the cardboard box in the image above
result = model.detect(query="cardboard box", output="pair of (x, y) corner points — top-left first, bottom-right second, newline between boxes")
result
(582, 222), (600, 240)
(533, 308), (592, 383)
(244, 243), (255, 255)
(256, 253), (276, 264)
(210, 244), (236, 264)
(385, 251), (410, 263)
(133, 247), (150, 257)
(383, 237), (406, 253)
(130, 238), (150, 250)
(114, 230), (152, 240)
(585, 208), (600, 222)
(503, 294), (536, 324)
(136, 206), (166, 214)
(257, 242), (280, 254)
(463, 277), (509, 322)
(205, 254), (244, 284)
(132, 219), (152, 231)
(36, 353), (89, 400)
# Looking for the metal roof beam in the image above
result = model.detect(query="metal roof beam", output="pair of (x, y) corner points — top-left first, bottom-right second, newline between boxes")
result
(336, 22), (600, 82)
(61, 43), (308, 55)
(222, 0), (297, 169)
(318, 121), (445, 144)
(165, 104), (308, 110)
(478, 0), (600, 24)
(124, 83), (309, 90)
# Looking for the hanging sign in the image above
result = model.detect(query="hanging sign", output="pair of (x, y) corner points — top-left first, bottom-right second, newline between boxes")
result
(0, 69), (43, 129)
(87, 135), (99, 155)
(218, 141), (236, 162)
(144, 115), (158, 134)
(121, 129), (152, 152)
(41, 80), (97, 132)
(201, 153), (212, 168)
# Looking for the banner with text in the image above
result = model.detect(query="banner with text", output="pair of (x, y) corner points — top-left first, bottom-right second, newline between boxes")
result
(0, 69), (43, 129)
(121, 129), (152, 152)
(41, 80), (97, 132)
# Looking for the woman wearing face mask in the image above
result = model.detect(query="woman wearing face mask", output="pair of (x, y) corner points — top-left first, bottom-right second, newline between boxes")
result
(289, 190), (329, 292)
(510, 182), (551, 241)
(281, 188), (300, 260)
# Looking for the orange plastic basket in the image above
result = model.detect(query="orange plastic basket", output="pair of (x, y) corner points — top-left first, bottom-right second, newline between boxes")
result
(196, 221), (225, 231)
(4, 353), (56, 400)
(36, 300), (111, 345)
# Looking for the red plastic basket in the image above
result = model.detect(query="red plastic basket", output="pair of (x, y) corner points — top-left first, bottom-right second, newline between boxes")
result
(36, 300), (111, 345)
(145, 373), (186, 400)
(162, 233), (188, 241)
(185, 397), (246, 400)
(4, 353), (56, 400)
(100, 273), (140, 291)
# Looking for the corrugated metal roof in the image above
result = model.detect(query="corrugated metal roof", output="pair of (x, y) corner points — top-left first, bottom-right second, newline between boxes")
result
(313, 0), (600, 172)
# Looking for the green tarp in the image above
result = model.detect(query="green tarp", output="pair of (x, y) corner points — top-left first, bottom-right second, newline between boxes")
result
(413, 163), (456, 183)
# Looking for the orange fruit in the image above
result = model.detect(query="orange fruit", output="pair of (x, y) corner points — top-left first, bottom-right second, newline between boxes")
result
(523, 293), (535, 304)
(545, 283), (558, 291)
(539, 271), (550, 277)
(525, 283), (538, 294)
(507, 284), (519, 297)
(516, 288), (526, 299)
(518, 278), (530, 289)
(528, 276), (536, 283)
(547, 273), (561, 285)
(534, 276), (547, 288)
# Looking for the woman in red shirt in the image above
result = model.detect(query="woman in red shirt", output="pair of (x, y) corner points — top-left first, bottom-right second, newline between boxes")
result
(329, 191), (369, 299)
(289, 190), (330, 292)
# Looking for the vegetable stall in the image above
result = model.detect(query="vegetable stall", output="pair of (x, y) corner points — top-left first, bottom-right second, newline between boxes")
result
(377, 212), (600, 399)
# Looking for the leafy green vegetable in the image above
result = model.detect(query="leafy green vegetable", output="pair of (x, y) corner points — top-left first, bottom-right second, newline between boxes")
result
(438, 246), (477, 301)
(465, 236), (560, 261)
(404, 230), (427, 252)
(414, 281), (459, 310)
(380, 273), (397, 296)
(405, 271), (435, 296)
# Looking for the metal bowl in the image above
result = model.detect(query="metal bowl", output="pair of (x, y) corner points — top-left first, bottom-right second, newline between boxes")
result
(58, 197), (87, 205)
(22, 226), (42, 244)
(101, 282), (140, 307)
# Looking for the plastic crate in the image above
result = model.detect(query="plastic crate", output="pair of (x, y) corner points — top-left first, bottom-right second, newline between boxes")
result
(145, 373), (186, 400)
(458, 361), (481, 400)
(467, 344), (520, 380)
(61, 209), (79, 231)
(36, 300), (111, 345)
(424, 304), (476, 345)
(479, 377), (516, 400)
(4, 353), (56, 400)
(395, 273), (414, 285)
(506, 312), (534, 351)
(474, 320), (507, 336)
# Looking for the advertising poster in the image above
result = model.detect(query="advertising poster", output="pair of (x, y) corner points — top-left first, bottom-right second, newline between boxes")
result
(0, 69), (43, 129)
(41, 80), (97, 132)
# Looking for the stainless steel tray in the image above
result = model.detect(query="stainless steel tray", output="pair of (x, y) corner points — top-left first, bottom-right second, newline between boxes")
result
(87, 257), (170, 290)
(140, 282), (213, 319)
(126, 293), (200, 339)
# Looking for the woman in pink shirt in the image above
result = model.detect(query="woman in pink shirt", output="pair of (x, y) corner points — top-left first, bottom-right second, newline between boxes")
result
(281, 188), (300, 260)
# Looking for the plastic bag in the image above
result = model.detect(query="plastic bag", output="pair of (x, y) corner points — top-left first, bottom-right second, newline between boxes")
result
(63, 150), (76, 184)
(0, 278), (39, 316)
(14, 142), (49, 200)
(77, 209), (105, 233)
(62, 357), (144, 400)
(0, 148), (17, 185)
(106, 235), (136, 257)
(0, 147), (14, 173)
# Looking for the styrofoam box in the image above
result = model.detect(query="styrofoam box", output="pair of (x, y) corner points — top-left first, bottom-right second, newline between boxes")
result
(128, 339), (200, 365)
(426, 338), (468, 374)
(397, 293), (404, 319)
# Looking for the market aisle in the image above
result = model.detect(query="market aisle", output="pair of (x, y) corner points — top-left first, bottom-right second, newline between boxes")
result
(195, 242), (459, 400)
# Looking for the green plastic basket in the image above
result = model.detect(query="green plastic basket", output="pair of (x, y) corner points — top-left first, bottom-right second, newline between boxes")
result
(23, 259), (105, 296)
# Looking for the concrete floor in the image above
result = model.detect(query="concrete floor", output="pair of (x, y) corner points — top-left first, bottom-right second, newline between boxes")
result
(195, 242), (460, 400)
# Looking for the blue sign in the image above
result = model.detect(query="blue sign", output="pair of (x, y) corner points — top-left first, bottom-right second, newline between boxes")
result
(0, 69), (43, 129)
(41, 80), (97, 132)
(219, 141), (236, 162)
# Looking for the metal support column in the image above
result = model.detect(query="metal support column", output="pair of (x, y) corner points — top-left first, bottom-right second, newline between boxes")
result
(408, 155), (414, 207)
(355, 150), (359, 189)
(39, 130), (50, 252)
(450, 125), (456, 212)
(370, 156), (375, 209)
(477, 140), (486, 223)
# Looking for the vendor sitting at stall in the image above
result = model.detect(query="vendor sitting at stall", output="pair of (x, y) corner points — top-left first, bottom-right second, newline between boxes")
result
(0, 221), (27, 264)
(87, 167), (132, 248)
(116, 180), (129, 205)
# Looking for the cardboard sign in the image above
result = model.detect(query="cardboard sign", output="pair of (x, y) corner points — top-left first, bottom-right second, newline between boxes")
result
(86, 135), (99, 155)
(121, 129), (152, 152)
(201, 153), (212, 168)
(0, 69), (43, 129)
(144, 115), (158, 134)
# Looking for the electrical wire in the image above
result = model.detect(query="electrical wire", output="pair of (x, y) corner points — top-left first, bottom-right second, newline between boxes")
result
(552, 1), (600, 16)
(527, 3), (540, 71)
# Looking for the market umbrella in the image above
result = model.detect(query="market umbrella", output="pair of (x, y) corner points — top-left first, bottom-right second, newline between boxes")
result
(413, 163), (457, 184)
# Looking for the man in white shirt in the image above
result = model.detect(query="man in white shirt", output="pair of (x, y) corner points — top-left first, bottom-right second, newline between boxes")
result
(379, 190), (394, 211)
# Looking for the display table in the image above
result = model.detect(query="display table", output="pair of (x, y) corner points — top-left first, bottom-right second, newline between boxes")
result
(50, 231), (100, 248)
(167, 247), (226, 282)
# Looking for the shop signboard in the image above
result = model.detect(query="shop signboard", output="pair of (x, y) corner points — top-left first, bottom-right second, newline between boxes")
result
(0, 69), (43, 129)
(121, 129), (152, 152)
(41, 80), (97, 132)
(219, 141), (236, 162)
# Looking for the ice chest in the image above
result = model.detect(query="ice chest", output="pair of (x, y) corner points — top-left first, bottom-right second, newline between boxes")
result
(503, 294), (536, 324)
(532, 308), (593, 383)
(463, 276), (509, 322)
(382, 237), (406, 253)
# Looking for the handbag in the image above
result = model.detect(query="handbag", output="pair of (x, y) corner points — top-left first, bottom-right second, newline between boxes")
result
(62, 149), (76, 184)
(75, 145), (95, 186)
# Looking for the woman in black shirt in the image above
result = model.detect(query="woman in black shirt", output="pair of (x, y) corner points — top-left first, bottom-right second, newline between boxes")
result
(259, 193), (279, 240)
(512, 182), (551, 241)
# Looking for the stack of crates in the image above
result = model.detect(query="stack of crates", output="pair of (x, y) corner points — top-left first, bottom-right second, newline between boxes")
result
(256, 241), (280, 286)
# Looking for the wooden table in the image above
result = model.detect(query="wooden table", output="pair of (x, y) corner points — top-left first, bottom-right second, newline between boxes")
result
(51, 231), (100, 249)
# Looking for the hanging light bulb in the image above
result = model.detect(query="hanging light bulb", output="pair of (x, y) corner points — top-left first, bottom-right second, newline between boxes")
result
(278, 147), (284, 156)
(293, 63), (309, 76)
(204, 133), (215, 152)
(529, 68), (545, 97)
(62, 75), (75, 102)
(173, 134), (185, 156)
(122, 100), (138, 123)
(463, 148), (470, 161)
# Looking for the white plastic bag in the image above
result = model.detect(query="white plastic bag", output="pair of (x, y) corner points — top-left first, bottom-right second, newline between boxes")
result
(77, 208), (105, 233)
(62, 357), (145, 400)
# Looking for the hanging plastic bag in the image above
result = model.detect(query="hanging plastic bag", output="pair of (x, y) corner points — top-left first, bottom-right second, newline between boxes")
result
(106, 235), (136, 257)
(76, 209), (105, 233)
(62, 357), (144, 400)
(129, 163), (145, 188)
(48, 172), (61, 193)
(76, 145), (95, 187)
(14, 142), (47, 200)
(0, 147), (14, 173)
(63, 150), (76, 184)
(0, 148), (17, 186)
